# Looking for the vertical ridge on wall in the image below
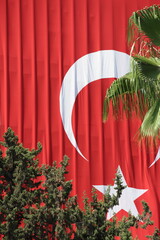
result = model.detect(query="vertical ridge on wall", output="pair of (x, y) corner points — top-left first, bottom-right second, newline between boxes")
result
(32, 0), (37, 149)
(2, 0), (8, 131)
(18, 0), (23, 141)
(46, 0), (51, 165)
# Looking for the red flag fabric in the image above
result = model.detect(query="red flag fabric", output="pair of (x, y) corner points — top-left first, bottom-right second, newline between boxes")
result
(0, 0), (160, 238)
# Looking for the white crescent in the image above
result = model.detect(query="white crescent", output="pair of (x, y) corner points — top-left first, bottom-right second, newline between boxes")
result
(59, 50), (130, 160)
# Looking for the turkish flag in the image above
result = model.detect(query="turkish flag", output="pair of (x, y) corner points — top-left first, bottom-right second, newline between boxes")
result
(0, 0), (160, 239)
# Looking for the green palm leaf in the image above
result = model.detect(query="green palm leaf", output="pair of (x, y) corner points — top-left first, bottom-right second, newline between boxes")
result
(140, 99), (160, 137)
(104, 5), (160, 138)
(103, 73), (139, 121)
(133, 55), (160, 67)
(132, 56), (160, 97)
(129, 5), (160, 46)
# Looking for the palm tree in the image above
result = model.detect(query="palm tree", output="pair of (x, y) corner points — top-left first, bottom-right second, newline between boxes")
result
(103, 5), (160, 138)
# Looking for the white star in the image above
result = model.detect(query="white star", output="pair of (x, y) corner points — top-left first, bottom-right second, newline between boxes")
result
(93, 166), (148, 219)
(149, 146), (160, 167)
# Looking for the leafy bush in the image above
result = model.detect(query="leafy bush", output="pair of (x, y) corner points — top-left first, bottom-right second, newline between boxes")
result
(0, 128), (159, 239)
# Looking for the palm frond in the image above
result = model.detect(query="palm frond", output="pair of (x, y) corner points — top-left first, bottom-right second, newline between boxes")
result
(131, 56), (160, 101)
(103, 73), (139, 121)
(104, 5), (160, 139)
(103, 54), (160, 121)
(128, 5), (160, 47)
(140, 99), (160, 137)
(133, 55), (160, 67)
